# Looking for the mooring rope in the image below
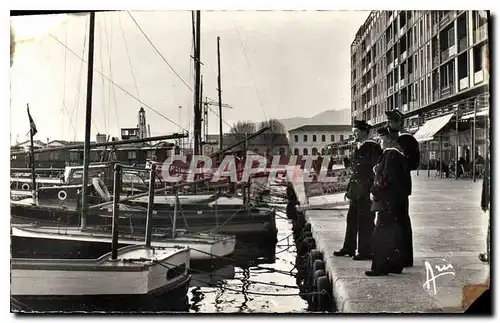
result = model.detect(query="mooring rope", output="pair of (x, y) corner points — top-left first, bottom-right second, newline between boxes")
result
(124, 258), (318, 297)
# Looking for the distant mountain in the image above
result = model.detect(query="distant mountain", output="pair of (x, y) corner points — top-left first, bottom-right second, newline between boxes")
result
(257, 109), (351, 133)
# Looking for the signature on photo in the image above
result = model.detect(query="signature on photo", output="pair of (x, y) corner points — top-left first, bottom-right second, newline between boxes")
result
(423, 260), (456, 295)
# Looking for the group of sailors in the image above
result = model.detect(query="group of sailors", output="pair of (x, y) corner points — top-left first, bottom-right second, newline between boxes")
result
(334, 108), (420, 276)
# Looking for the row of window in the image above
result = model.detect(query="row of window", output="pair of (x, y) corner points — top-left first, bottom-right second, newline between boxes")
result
(292, 147), (328, 156)
(293, 134), (348, 143)
(353, 42), (487, 118)
(353, 11), (487, 91)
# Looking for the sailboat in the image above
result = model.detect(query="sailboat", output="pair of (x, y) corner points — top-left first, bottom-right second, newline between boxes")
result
(11, 244), (191, 312)
(10, 11), (236, 263)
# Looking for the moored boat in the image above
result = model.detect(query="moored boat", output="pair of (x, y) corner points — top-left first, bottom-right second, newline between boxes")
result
(11, 224), (236, 263)
(11, 244), (191, 312)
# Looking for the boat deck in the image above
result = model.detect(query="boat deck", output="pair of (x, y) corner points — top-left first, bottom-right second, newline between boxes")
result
(12, 245), (186, 271)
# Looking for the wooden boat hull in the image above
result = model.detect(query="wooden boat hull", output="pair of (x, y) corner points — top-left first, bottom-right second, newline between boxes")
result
(11, 225), (236, 262)
(11, 245), (191, 312)
(10, 201), (277, 238)
(11, 278), (190, 312)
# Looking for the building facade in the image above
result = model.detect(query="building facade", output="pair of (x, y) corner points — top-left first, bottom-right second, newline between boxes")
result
(288, 125), (353, 156)
(351, 11), (489, 170)
(204, 133), (289, 156)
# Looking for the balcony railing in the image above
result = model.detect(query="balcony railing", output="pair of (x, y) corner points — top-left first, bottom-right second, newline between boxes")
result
(459, 76), (469, 91)
(440, 84), (454, 98)
(401, 51), (407, 61)
(474, 25), (488, 44)
(474, 70), (484, 85)
(388, 62), (394, 70)
(399, 78), (405, 87)
(441, 45), (457, 62)
(388, 38), (394, 48)
(458, 36), (468, 52)
(388, 86), (394, 95)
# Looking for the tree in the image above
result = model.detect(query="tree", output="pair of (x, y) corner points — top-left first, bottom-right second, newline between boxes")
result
(229, 121), (256, 142)
(258, 119), (286, 155)
(259, 119), (286, 134)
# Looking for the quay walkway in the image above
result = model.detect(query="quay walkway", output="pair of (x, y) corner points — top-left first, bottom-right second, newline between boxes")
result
(292, 172), (489, 313)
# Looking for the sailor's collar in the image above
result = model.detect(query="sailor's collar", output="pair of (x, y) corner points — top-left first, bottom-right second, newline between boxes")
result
(384, 147), (405, 156)
(358, 139), (378, 149)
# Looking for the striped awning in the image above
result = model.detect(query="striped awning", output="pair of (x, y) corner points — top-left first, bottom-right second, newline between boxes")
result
(413, 113), (454, 143)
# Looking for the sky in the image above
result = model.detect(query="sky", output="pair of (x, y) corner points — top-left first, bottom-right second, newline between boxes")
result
(10, 10), (369, 145)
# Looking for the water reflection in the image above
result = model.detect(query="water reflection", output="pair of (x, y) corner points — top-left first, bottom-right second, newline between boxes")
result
(188, 211), (309, 313)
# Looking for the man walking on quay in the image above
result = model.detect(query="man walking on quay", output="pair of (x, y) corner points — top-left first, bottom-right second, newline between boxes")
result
(334, 120), (382, 260)
(385, 109), (420, 268)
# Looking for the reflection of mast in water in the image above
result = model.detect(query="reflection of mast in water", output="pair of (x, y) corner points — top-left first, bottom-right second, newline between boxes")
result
(238, 267), (251, 312)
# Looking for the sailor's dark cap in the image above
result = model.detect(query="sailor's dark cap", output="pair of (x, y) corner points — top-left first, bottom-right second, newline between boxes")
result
(385, 108), (404, 121)
(377, 126), (390, 136)
(353, 119), (371, 131)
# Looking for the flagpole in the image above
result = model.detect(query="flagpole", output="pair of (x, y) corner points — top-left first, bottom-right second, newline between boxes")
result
(27, 103), (37, 204)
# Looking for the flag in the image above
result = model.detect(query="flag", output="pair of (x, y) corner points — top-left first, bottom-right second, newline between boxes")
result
(27, 105), (37, 137)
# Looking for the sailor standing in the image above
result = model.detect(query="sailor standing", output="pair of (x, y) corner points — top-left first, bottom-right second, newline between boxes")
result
(334, 120), (382, 260)
(385, 109), (419, 268)
(366, 126), (409, 276)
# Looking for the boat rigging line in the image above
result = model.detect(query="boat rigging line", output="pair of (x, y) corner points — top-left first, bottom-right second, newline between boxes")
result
(233, 20), (268, 122)
(69, 17), (89, 141)
(127, 11), (194, 93)
(49, 32), (187, 132)
(98, 17), (107, 133)
(104, 15), (119, 135)
(127, 11), (232, 130)
(118, 14), (141, 102)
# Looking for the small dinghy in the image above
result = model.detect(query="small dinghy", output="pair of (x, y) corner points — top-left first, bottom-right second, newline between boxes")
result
(11, 244), (191, 312)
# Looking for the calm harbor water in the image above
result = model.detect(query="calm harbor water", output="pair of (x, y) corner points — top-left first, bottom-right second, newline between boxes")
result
(188, 209), (309, 313)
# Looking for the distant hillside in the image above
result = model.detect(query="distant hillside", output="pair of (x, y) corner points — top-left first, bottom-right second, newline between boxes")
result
(257, 109), (351, 133)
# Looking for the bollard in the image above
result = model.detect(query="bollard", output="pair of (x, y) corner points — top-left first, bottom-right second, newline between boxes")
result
(111, 163), (122, 260)
(145, 164), (156, 247)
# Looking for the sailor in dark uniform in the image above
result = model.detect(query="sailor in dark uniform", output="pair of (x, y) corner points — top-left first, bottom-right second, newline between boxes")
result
(366, 127), (409, 276)
(385, 109), (419, 268)
(334, 120), (382, 260)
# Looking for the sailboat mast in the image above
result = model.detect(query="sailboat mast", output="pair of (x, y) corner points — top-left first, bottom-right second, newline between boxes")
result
(217, 36), (223, 150)
(81, 11), (96, 229)
(193, 10), (202, 155)
(199, 75), (203, 153)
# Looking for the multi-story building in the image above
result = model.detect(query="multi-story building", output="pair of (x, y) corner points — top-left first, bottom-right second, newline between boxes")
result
(351, 11), (489, 169)
(288, 125), (353, 156)
(204, 133), (289, 155)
